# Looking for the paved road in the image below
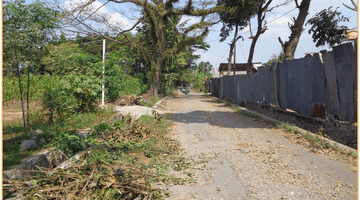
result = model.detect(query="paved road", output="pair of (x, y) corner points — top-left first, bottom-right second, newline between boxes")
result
(163, 91), (357, 200)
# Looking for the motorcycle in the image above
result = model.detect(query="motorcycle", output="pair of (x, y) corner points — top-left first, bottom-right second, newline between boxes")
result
(180, 87), (190, 95)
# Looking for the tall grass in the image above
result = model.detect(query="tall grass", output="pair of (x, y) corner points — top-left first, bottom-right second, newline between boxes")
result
(3, 74), (61, 103)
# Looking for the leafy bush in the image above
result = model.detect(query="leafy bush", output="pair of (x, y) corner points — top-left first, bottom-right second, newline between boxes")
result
(63, 74), (102, 112)
(189, 71), (210, 92)
(41, 74), (101, 121)
(52, 130), (97, 156)
(104, 65), (143, 101)
(42, 81), (77, 122)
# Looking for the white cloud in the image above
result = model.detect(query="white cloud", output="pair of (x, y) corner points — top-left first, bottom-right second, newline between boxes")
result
(63, 0), (134, 34)
(178, 16), (201, 27)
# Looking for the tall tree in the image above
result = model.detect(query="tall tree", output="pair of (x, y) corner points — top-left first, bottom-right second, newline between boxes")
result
(217, 0), (258, 75)
(278, 0), (311, 60)
(61, 0), (221, 95)
(3, 0), (59, 131)
(247, 0), (273, 69)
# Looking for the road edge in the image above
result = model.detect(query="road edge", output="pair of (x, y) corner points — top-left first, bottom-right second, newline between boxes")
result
(206, 95), (357, 156)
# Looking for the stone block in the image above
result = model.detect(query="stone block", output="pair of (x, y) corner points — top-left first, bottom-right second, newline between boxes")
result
(20, 140), (36, 151)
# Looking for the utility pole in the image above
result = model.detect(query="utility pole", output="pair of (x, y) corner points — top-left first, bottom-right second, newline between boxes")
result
(233, 39), (236, 76)
(102, 39), (105, 106)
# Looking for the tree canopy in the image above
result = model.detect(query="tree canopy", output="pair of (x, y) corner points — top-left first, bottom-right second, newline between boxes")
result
(3, 0), (60, 75)
(306, 7), (350, 48)
(61, 0), (222, 95)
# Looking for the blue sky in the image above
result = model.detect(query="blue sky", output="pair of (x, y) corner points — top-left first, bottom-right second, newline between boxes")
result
(197, 0), (358, 68)
(27, 0), (358, 68)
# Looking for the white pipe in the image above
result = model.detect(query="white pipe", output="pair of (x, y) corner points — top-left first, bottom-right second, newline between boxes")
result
(102, 39), (105, 106)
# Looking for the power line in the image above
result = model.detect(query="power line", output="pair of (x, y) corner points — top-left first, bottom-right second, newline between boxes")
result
(213, 47), (230, 67)
(209, 7), (297, 67)
(237, 7), (297, 36)
(238, 41), (247, 62)
(52, 39), (104, 49)
(208, 7), (297, 36)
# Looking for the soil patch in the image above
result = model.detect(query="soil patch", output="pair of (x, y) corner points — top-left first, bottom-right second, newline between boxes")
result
(220, 96), (357, 150)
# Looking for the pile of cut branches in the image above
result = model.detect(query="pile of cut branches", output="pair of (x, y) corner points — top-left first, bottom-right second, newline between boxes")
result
(4, 116), (180, 199)
(5, 161), (161, 199)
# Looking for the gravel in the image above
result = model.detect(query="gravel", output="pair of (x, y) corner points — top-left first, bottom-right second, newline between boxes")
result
(162, 91), (357, 200)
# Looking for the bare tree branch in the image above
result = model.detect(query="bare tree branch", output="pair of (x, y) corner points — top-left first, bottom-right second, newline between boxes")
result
(343, 0), (357, 11)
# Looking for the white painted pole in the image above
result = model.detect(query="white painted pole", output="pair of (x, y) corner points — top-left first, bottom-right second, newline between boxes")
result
(102, 39), (105, 106)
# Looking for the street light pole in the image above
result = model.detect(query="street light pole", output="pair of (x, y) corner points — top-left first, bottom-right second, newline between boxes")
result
(102, 39), (105, 106)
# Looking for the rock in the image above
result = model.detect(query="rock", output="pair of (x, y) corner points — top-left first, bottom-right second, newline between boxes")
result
(115, 105), (164, 120)
(24, 154), (51, 169)
(40, 138), (46, 144)
(56, 152), (81, 169)
(33, 129), (43, 136)
(32, 129), (44, 141)
(3, 167), (23, 180)
(20, 140), (36, 151)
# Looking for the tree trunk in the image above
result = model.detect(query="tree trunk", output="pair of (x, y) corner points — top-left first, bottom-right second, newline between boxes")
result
(247, 9), (265, 69)
(16, 62), (27, 133)
(280, 0), (311, 60)
(27, 66), (30, 132)
(151, 19), (168, 96)
(227, 25), (238, 76)
(247, 0), (272, 70)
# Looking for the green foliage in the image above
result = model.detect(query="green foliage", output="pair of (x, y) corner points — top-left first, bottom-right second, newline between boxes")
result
(3, 0), (60, 74)
(237, 110), (259, 118)
(3, 74), (59, 103)
(41, 78), (77, 122)
(101, 65), (143, 101)
(64, 74), (102, 112)
(193, 61), (213, 73)
(52, 131), (96, 156)
(41, 74), (101, 120)
(189, 71), (211, 92)
(42, 42), (98, 75)
(217, 0), (258, 42)
(307, 6), (350, 48)
(263, 53), (285, 66)
(3, 108), (115, 169)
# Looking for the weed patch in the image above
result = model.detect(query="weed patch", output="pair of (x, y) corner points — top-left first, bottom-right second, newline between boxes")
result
(3, 108), (115, 169)
(237, 109), (259, 118)
(277, 122), (357, 159)
(4, 114), (191, 199)
(140, 95), (163, 107)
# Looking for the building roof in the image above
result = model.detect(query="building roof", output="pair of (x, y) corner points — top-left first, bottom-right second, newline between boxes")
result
(218, 63), (261, 72)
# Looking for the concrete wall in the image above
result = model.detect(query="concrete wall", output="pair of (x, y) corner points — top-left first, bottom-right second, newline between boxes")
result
(209, 43), (357, 122)
(332, 43), (357, 122)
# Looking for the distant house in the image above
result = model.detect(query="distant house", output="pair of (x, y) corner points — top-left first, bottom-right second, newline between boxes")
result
(180, 81), (191, 89)
(218, 63), (261, 76)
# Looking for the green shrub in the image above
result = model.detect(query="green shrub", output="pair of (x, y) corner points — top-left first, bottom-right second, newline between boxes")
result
(42, 82), (77, 122)
(189, 71), (210, 92)
(41, 74), (101, 121)
(104, 65), (143, 100)
(63, 74), (102, 112)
